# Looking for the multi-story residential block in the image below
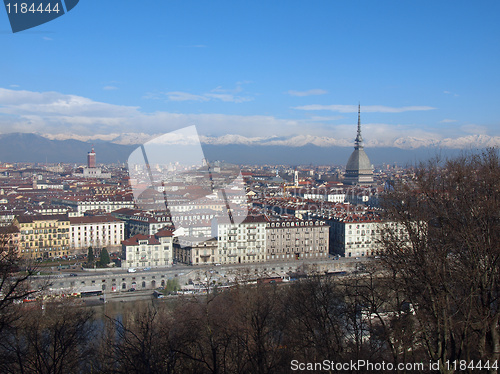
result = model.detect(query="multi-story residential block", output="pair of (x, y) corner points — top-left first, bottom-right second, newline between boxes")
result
(169, 220), (214, 242)
(0, 211), (23, 227)
(69, 215), (124, 253)
(0, 225), (20, 254)
(14, 214), (71, 259)
(290, 187), (346, 203)
(266, 219), (329, 261)
(111, 209), (173, 237)
(329, 213), (382, 258)
(212, 215), (267, 265)
(173, 237), (219, 265)
(53, 196), (134, 216)
(128, 213), (173, 236)
(121, 229), (173, 269)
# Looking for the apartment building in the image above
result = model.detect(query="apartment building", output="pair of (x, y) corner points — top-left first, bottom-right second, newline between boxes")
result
(69, 215), (124, 253)
(213, 215), (267, 265)
(53, 196), (134, 216)
(173, 237), (219, 265)
(0, 225), (20, 255)
(329, 213), (382, 257)
(14, 214), (71, 259)
(266, 219), (329, 261)
(121, 229), (174, 269)
(111, 209), (172, 237)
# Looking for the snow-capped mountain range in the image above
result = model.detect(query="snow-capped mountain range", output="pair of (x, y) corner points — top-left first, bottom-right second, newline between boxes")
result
(42, 132), (500, 150)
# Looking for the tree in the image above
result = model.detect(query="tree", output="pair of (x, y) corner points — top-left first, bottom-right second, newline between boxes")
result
(103, 305), (176, 374)
(99, 248), (110, 267)
(0, 302), (97, 374)
(380, 149), (500, 373)
(0, 225), (46, 335)
(87, 246), (94, 267)
(284, 276), (347, 363)
(165, 278), (180, 293)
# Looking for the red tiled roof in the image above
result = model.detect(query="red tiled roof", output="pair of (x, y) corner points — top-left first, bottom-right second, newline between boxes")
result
(122, 234), (160, 246)
(69, 215), (122, 224)
(16, 214), (69, 223)
(155, 229), (174, 238)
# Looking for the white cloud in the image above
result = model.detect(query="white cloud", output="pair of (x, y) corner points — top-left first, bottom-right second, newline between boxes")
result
(42, 36), (53, 41)
(0, 87), (496, 149)
(211, 85), (242, 94)
(440, 119), (457, 123)
(287, 89), (328, 97)
(306, 115), (344, 122)
(164, 91), (209, 102)
(103, 86), (118, 91)
(293, 104), (436, 113)
(461, 124), (488, 135)
(0, 88), (287, 137)
(443, 90), (459, 97)
(204, 93), (252, 103)
(158, 83), (253, 103)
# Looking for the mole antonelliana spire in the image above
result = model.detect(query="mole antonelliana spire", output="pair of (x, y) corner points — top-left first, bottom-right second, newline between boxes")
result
(355, 103), (363, 147)
(344, 104), (374, 185)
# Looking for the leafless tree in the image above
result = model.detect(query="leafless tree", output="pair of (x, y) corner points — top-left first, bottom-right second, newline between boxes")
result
(0, 301), (96, 374)
(102, 303), (176, 374)
(284, 276), (346, 363)
(380, 148), (500, 374)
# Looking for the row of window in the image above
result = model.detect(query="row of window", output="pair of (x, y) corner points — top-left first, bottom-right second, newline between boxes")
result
(22, 234), (69, 240)
(347, 229), (380, 235)
(22, 228), (69, 234)
(21, 246), (69, 252)
(20, 222), (69, 229)
(22, 241), (68, 247)
(268, 247), (327, 253)
(269, 221), (324, 228)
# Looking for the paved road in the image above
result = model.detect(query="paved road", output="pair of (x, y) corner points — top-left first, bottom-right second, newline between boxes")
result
(48, 255), (372, 278)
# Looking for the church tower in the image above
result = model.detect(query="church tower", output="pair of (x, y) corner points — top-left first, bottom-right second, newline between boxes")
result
(344, 104), (374, 185)
(87, 147), (96, 168)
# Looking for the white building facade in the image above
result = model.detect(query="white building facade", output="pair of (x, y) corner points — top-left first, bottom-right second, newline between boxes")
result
(53, 197), (135, 216)
(330, 214), (382, 258)
(69, 215), (124, 253)
(213, 216), (267, 264)
(121, 230), (174, 269)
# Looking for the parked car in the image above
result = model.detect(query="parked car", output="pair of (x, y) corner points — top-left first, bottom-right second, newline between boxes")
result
(127, 268), (136, 273)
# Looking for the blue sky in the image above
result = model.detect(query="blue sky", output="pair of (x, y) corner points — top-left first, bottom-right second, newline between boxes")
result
(0, 0), (499, 149)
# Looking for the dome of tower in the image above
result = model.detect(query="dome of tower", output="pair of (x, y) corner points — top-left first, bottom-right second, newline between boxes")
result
(346, 147), (372, 173)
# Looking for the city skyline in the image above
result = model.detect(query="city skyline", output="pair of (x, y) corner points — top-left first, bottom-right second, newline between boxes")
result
(1, 1), (499, 152)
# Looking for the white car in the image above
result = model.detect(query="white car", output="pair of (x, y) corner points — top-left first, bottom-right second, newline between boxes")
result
(127, 268), (137, 273)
